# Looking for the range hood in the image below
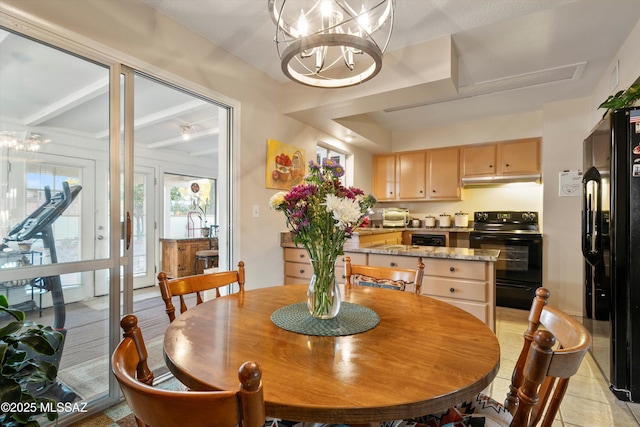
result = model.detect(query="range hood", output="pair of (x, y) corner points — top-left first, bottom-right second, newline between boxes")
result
(461, 174), (542, 187)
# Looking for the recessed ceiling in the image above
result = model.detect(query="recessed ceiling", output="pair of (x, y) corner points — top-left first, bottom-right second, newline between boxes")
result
(140, 0), (640, 150)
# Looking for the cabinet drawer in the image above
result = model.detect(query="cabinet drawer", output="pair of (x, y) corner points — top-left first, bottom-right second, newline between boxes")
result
(431, 297), (489, 325)
(424, 277), (488, 303)
(340, 252), (367, 265)
(422, 259), (487, 281)
(284, 248), (310, 263)
(369, 254), (422, 269)
(284, 262), (313, 279)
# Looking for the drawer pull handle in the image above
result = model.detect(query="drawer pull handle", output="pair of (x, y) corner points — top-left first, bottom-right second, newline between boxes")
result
(449, 267), (455, 272)
(299, 254), (305, 258)
(299, 269), (305, 274)
(390, 262), (397, 267)
(449, 287), (455, 293)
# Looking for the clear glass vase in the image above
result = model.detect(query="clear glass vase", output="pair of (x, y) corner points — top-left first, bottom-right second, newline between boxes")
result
(307, 259), (341, 319)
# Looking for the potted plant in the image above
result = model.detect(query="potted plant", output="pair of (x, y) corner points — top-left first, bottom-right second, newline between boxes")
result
(599, 83), (640, 112)
(0, 295), (62, 426)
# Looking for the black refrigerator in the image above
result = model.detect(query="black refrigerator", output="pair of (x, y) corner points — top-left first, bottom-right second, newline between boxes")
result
(582, 106), (640, 403)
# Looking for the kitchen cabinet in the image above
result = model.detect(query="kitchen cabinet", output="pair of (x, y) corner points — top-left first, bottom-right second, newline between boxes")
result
(398, 151), (426, 199)
(355, 231), (403, 246)
(498, 138), (540, 175)
(427, 147), (460, 200)
(283, 248), (313, 285)
(461, 138), (541, 180)
(372, 147), (461, 202)
(461, 144), (496, 177)
(372, 155), (397, 201)
(335, 252), (368, 283)
(160, 238), (210, 278)
(421, 258), (495, 330)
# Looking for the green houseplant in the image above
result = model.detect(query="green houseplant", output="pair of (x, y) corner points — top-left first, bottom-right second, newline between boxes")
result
(599, 83), (640, 112)
(0, 295), (62, 426)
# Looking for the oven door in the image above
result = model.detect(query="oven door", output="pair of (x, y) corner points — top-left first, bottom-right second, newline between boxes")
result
(469, 232), (543, 309)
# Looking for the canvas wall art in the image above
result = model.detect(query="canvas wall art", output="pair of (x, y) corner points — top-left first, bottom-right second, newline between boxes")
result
(266, 139), (305, 190)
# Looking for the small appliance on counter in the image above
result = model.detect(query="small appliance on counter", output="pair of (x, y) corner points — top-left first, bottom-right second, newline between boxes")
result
(410, 218), (421, 228)
(438, 214), (451, 228)
(454, 212), (469, 228)
(382, 208), (410, 227)
(424, 215), (436, 227)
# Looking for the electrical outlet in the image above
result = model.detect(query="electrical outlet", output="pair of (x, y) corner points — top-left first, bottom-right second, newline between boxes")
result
(252, 205), (259, 218)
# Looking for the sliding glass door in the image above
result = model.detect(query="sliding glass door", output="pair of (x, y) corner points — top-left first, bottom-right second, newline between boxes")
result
(0, 22), (232, 425)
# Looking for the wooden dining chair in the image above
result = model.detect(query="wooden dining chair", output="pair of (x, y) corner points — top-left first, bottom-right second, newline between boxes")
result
(112, 314), (265, 427)
(157, 260), (245, 322)
(345, 256), (425, 293)
(412, 287), (591, 427)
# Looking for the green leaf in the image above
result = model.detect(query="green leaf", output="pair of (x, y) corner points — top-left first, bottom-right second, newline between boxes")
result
(0, 306), (26, 321)
(18, 333), (57, 356)
(0, 294), (8, 308)
(0, 321), (25, 338)
(0, 377), (23, 403)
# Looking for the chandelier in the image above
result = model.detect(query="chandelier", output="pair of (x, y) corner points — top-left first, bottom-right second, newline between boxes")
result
(268, 0), (395, 88)
(0, 131), (48, 152)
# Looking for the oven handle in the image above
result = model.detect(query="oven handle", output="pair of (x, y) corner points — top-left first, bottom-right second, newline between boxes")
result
(469, 233), (542, 243)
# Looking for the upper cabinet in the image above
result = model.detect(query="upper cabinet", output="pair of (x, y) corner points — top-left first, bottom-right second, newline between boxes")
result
(372, 155), (397, 201)
(461, 138), (541, 184)
(398, 151), (426, 199)
(497, 138), (540, 175)
(427, 147), (460, 200)
(372, 137), (541, 201)
(460, 144), (496, 177)
(372, 147), (460, 202)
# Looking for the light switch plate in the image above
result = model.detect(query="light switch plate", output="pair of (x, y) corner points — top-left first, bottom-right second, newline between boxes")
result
(252, 205), (259, 218)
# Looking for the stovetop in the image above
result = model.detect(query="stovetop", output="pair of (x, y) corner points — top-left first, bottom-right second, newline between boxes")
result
(473, 211), (539, 232)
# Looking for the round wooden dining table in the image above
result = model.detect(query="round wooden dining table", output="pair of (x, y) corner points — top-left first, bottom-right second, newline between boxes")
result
(163, 284), (501, 424)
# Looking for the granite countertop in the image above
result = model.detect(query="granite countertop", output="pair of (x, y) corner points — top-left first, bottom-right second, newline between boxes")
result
(281, 240), (499, 262)
(347, 243), (499, 261)
(355, 227), (474, 234)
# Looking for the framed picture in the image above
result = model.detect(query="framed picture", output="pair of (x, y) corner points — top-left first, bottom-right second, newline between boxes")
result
(266, 139), (305, 190)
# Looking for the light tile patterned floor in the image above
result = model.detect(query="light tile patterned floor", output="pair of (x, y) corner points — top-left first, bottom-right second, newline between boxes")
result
(491, 307), (640, 427)
(71, 306), (640, 426)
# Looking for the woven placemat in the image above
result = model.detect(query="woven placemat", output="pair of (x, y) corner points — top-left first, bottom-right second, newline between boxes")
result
(271, 302), (380, 336)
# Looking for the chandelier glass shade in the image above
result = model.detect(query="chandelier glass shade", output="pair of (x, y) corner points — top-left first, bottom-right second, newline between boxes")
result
(268, 0), (395, 88)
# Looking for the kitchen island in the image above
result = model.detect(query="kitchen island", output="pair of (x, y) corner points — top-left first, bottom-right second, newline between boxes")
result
(281, 232), (500, 330)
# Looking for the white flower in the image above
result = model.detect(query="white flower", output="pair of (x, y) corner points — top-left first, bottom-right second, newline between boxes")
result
(269, 192), (287, 210)
(324, 194), (362, 229)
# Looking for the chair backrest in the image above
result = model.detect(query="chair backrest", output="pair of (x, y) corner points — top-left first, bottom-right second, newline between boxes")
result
(504, 287), (591, 427)
(158, 260), (245, 322)
(112, 314), (265, 427)
(345, 256), (425, 293)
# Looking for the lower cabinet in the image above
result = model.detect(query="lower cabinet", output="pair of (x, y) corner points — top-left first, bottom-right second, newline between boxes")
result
(283, 248), (313, 285)
(281, 248), (496, 330)
(161, 238), (210, 278)
(421, 258), (495, 331)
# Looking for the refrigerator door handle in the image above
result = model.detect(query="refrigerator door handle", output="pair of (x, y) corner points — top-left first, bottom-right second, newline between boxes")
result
(582, 166), (602, 266)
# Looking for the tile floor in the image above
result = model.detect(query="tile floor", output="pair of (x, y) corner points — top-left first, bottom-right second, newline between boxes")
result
(71, 306), (640, 427)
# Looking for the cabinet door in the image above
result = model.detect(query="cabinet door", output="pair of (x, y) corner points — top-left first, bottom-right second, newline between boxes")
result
(161, 241), (178, 278)
(176, 244), (190, 277)
(498, 138), (540, 175)
(427, 147), (460, 200)
(398, 152), (426, 199)
(461, 144), (496, 177)
(372, 155), (397, 201)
